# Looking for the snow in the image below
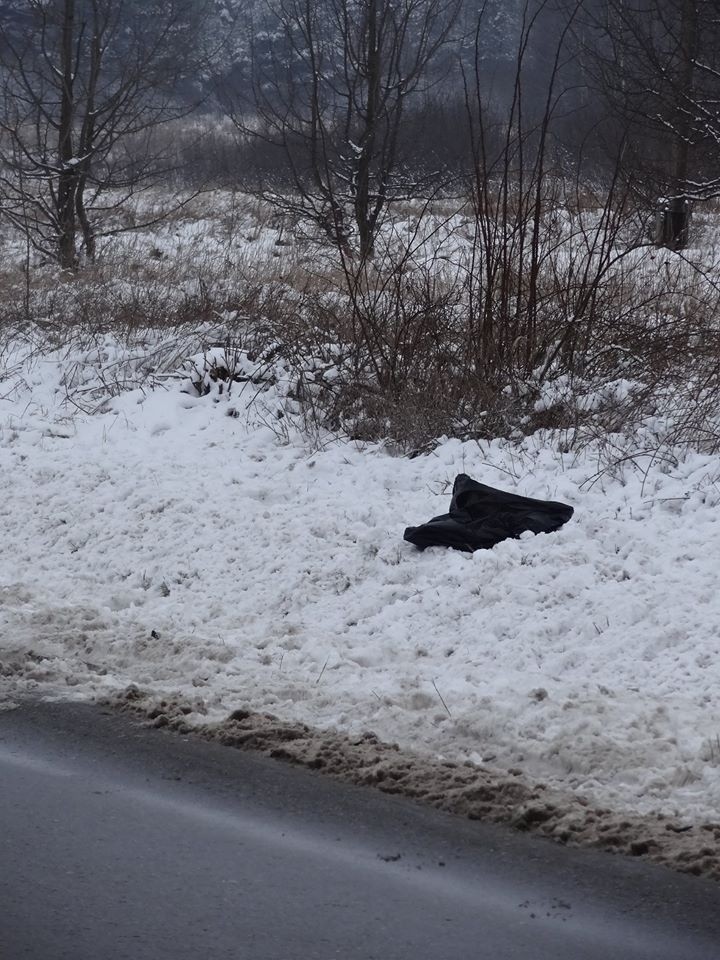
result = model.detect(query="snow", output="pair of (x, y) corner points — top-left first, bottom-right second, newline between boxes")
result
(2, 333), (720, 824)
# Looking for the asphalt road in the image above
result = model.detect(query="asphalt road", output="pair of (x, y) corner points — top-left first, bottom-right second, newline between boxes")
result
(1, 700), (719, 960)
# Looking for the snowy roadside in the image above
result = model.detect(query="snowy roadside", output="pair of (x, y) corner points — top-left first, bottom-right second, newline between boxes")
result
(2, 332), (720, 833)
(92, 686), (720, 881)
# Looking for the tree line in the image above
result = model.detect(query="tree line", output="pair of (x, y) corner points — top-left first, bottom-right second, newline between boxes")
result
(1, 0), (719, 270)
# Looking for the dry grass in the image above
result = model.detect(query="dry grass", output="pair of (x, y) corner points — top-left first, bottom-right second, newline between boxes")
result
(1, 187), (719, 461)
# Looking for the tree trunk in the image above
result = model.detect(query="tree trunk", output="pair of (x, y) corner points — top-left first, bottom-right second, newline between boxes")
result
(661, 0), (698, 251)
(76, 184), (96, 261)
(355, 0), (380, 260)
(57, 0), (78, 270)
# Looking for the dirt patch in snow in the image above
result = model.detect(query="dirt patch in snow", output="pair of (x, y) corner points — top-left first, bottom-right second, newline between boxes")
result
(106, 685), (720, 882)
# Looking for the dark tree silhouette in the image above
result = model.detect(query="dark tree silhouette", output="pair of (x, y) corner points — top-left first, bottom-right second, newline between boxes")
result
(576, 0), (720, 249)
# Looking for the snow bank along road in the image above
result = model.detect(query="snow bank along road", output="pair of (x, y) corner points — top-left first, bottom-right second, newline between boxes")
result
(1, 336), (720, 831)
(2, 700), (720, 960)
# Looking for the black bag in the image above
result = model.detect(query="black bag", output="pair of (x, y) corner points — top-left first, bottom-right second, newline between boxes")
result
(404, 473), (574, 552)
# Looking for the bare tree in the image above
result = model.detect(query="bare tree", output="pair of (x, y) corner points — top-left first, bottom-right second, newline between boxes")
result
(575, 0), (720, 249)
(459, 0), (647, 383)
(225, 0), (460, 260)
(0, 0), (208, 270)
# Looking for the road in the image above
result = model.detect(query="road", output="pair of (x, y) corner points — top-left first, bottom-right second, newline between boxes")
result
(1, 700), (719, 960)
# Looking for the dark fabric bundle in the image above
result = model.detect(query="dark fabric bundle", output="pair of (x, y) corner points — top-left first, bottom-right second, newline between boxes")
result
(404, 473), (574, 552)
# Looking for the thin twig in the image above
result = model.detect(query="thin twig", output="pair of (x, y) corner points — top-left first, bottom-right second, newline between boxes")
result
(432, 679), (452, 718)
(315, 656), (330, 685)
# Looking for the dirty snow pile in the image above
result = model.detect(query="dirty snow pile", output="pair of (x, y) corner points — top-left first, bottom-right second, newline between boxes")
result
(2, 333), (720, 824)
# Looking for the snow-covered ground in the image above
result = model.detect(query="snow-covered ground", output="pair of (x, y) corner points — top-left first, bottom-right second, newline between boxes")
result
(2, 331), (720, 824)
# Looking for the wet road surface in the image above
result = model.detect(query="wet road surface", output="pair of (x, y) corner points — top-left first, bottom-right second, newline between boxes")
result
(1, 700), (719, 959)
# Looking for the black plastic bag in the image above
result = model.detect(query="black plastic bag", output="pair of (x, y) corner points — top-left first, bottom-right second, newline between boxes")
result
(404, 473), (574, 552)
